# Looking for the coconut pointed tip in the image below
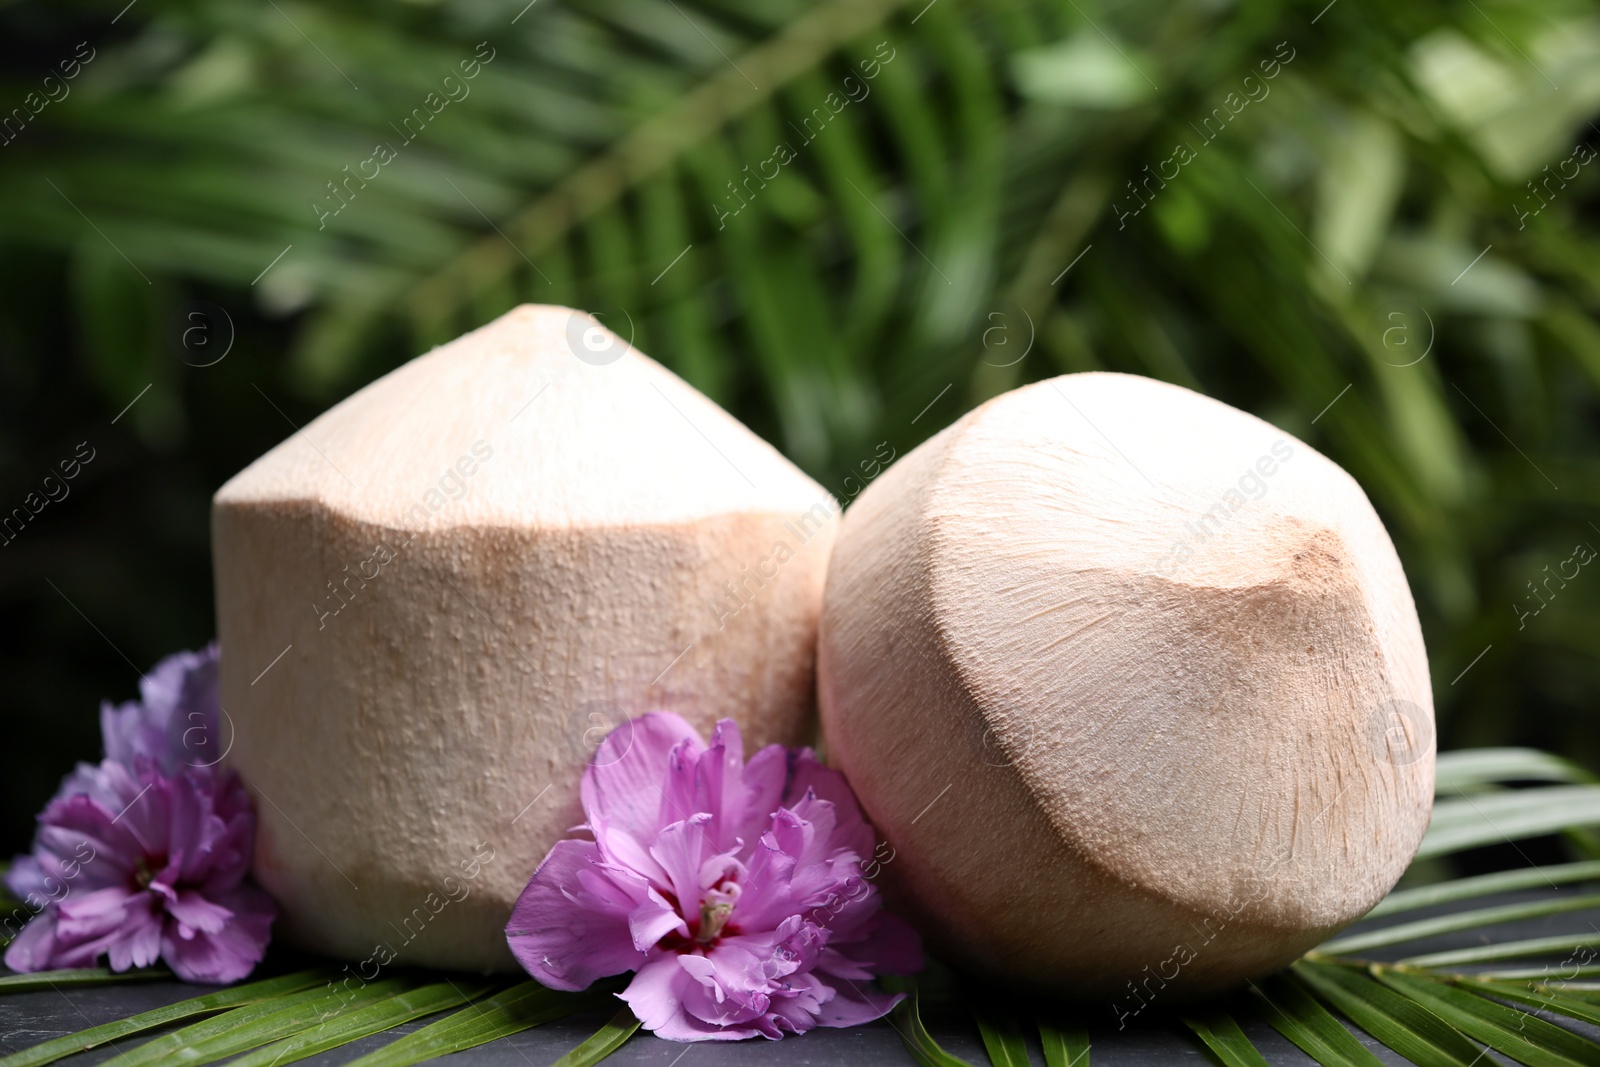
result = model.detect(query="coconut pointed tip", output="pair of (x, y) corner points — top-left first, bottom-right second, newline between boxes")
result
(215, 305), (828, 528)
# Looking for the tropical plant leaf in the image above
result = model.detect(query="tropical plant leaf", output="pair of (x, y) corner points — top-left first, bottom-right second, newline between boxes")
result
(224, 979), (500, 1067)
(341, 980), (598, 1067)
(0, 967), (172, 994)
(1248, 975), (1387, 1067)
(547, 1004), (642, 1067)
(1367, 860), (1600, 918)
(1373, 966), (1600, 1067)
(1399, 933), (1600, 968)
(1038, 1020), (1089, 1067)
(1292, 960), (1488, 1067)
(0, 968), (334, 1067)
(1319, 893), (1600, 955)
(973, 1006), (1029, 1067)
(1182, 1010), (1273, 1067)
(107, 975), (419, 1067)
(1418, 787), (1600, 858)
(1451, 976), (1600, 1028)
(1433, 748), (1599, 791)
(889, 981), (981, 1067)
(1475, 965), (1600, 983)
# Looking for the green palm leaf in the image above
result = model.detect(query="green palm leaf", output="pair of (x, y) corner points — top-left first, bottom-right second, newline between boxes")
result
(1319, 894), (1600, 955)
(1182, 1010), (1274, 1067)
(1451, 976), (1600, 1029)
(0, 967), (171, 994)
(1367, 860), (1600, 918)
(224, 979), (499, 1067)
(1248, 974), (1388, 1067)
(1037, 1021), (1089, 1067)
(889, 980), (980, 1067)
(973, 1006), (1030, 1067)
(0, 969), (334, 1067)
(108, 975), (420, 1067)
(1292, 960), (1487, 1067)
(1372, 968), (1600, 1067)
(547, 1005), (642, 1067)
(341, 980), (600, 1067)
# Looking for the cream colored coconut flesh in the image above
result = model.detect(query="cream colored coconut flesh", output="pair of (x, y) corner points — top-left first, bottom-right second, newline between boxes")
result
(213, 304), (837, 971)
(818, 372), (1434, 999)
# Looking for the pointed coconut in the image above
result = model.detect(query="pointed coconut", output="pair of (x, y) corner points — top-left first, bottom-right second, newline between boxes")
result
(213, 304), (837, 971)
(818, 372), (1433, 1002)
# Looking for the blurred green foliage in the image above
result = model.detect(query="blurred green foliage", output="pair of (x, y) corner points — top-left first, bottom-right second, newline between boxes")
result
(2, 0), (1599, 851)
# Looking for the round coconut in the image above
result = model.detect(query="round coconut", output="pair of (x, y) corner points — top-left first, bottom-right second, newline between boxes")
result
(817, 372), (1433, 1001)
(212, 304), (838, 971)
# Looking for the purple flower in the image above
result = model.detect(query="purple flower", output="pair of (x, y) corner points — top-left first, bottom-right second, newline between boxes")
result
(4, 760), (274, 984)
(505, 713), (922, 1042)
(6, 644), (273, 983)
(100, 643), (222, 775)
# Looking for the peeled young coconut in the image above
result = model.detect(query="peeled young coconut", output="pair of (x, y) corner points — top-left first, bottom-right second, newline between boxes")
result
(818, 372), (1433, 1002)
(212, 304), (838, 971)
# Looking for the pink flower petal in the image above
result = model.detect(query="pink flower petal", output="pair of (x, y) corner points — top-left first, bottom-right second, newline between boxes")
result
(55, 887), (136, 938)
(506, 839), (644, 990)
(647, 816), (716, 910)
(620, 954), (765, 1042)
(507, 710), (923, 1042)
(589, 816), (669, 889)
(733, 744), (787, 847)
(166, 889), (233, 935)
(695, 721), (743, 847)
(628, 892), (688, 952)
(785, 752), (875, 859)
(812, 977), (903, 1029)
(7, 752), (274, 984)
(2, 910), (62, 972)
(581, 712), (702, 843)
(107, 908), (164, 972)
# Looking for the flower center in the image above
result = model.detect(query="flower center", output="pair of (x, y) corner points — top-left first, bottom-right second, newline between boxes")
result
(696, 899), (734, 944)
(132, 854), (166, 890)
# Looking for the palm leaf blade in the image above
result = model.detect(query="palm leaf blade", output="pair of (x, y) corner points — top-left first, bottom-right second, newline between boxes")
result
(973, 1006), (1029, 1067)
(1434, 749), (1598, 791)
(342, 980), (596, 1067)
(0, 968), (335, 1067)
(109, 976), (417, 1067)
(1373, 967), (1600, 1067)
(1367, 860), (1600, 918)
(1292, 960), (1487, 1067)
(1038, 1020), (1089, 1067)
(0, 967), (172, 994)
(548, 1004), (642, 1067)
(889, 982), (981, 1067)
(1249, 975), (1387, 1067)
(1419, 787), (1600, 858)
(1320, 893), (1600, 954)
(1181, 1010), (1273, 1067)
(223, 979), (500, 1067)
(1452, 977), (1600, 1028)
(1400, 933), (1600, 968)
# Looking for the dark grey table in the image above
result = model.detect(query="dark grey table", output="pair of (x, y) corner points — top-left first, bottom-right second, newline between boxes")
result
(4, 890), (1597, 1065)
